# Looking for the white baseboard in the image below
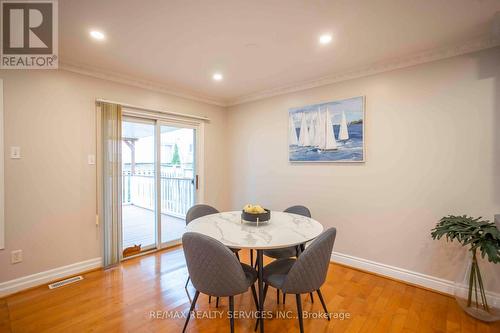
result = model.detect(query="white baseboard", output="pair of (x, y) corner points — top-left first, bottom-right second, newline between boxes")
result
(331, 251), (455, 295)
(0, 257), (102, 298)
(332, 252), (500, 304)
(0, 252), (495, 302)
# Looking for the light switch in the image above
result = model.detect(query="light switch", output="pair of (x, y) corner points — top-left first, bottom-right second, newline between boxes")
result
(10, 146), (21, 159)
(88, 154), (96, 165)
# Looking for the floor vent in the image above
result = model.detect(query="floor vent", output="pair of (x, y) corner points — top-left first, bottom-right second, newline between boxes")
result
(48, 276), (83, 289)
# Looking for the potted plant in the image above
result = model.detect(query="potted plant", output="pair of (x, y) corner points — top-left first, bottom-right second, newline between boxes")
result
(431, 215), (500, 322)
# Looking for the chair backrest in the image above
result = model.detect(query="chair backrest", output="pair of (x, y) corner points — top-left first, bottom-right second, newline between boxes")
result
(281, 228), (337, 294)
(182, 232), (249, 297)
(185, 204), (219, 225)
(283, 205), (312, 218)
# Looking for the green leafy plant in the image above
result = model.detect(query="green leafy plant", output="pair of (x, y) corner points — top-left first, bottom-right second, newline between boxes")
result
(431, 215), (500, 312)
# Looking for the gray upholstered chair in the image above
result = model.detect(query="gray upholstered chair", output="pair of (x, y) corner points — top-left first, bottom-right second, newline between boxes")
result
(182, 232), (259, 333)
(262, 205), (312, 303)
(185, 204), (219, 223)
(184, 204), (219, 289)
(184, 205), (241, 289)
(258, 228), (337, 333)
(184, 204), (242, 307)
(283, 205), (312, 218)
(263, 206), (311, 260)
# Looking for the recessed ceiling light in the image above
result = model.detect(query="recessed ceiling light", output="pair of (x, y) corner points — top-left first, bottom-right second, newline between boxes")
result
(319, 34), (332, 45)
(90, 30), (105, 41)
(212, 73), (223, 81)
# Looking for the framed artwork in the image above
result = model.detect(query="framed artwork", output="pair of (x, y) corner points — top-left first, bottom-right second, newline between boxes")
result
(288, 96), (365, 162)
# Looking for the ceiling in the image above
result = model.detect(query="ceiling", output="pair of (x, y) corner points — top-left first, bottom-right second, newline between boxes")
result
(59, 0), (500, 105)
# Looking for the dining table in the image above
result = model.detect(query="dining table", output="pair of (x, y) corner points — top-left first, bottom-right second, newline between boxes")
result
(185, 210), (324, 333)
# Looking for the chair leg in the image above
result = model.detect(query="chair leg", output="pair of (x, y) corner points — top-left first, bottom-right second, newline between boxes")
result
(295, 294), (304, 333)
(309, 292), (314, 303)
(277, 289), (280, 304)
(216, 297), (220, 308)
(209, 295), (211, 303)
(254, 283), (269, 331)
(250, 249), (254, 266)
(182, 290), (199, 333)
(250, 284), (259, 310)
(184, 276), (190, 289)
(296, 245), (301, 257)
(316, 289), (330, 321)
(283, 292), (286, 304)
(229, 295), (235, 333)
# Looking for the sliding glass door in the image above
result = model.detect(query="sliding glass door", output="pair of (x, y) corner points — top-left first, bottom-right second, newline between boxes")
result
(120, 114), (201, 257)
(121, 118), (157, 255)
(159, 124), (196, 244)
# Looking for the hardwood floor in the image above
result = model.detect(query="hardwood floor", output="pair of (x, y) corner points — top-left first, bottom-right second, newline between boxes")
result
(122, 205), (185, 247)
(0, 247), (498, 333)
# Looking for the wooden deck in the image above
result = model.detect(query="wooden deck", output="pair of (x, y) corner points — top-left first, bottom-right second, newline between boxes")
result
(1, 247), (498, 333)
(122, 205), (185, 248)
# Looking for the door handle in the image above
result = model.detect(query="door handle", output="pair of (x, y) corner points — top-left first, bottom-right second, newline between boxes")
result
(195, 175), (199, 190)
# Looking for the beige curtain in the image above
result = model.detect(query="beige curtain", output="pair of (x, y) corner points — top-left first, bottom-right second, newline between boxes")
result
(100, 102), (122, 268)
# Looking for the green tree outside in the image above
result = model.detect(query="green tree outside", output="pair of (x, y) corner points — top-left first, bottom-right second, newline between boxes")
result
(171, 144), (181, 165)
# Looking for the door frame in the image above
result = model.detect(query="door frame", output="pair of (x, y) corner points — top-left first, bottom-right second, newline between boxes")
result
(121, 108), (205, 253)
(120, 116), (157, 257)
(156, 120), (204, 248)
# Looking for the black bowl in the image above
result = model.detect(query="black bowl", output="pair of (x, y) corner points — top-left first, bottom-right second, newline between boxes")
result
(241, 209), (271, 223)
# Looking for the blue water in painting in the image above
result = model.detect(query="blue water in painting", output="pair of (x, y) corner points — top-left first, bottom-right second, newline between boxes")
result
(289, 124), (363, 161)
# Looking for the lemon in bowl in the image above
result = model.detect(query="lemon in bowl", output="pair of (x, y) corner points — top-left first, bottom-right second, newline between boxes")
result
(241, 204), (271, 223)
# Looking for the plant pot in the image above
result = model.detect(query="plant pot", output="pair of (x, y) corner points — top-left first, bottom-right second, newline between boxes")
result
(454, 250), (500, 322)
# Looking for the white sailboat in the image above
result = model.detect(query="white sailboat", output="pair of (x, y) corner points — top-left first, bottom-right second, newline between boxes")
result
(318, 106), (338, 151)
(312, 107), (323, 147)
(309, 113), (316, 146)
(338, 111), (349, 141)
(289, 116), (299, 146)
(298, 113), (311, 146)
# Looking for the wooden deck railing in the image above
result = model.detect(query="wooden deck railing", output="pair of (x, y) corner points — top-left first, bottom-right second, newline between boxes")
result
(122, 171), (194, 218)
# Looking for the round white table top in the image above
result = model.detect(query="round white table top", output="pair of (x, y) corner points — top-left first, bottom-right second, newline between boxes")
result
(185, 211), (324, 250)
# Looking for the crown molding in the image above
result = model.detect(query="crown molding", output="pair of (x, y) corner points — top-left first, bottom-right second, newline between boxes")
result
(227, 34), (500, 106)
(59, 34), (500, 108)
(59, 62), (227, 107)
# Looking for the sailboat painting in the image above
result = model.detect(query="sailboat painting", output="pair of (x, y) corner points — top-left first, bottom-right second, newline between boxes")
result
(288, 96), (365, 162)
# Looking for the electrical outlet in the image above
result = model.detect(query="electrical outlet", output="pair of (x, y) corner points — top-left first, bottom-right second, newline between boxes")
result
(88, 154), (96, 165)
(11, 250), (23, 264)
(10, 146), (21, 159)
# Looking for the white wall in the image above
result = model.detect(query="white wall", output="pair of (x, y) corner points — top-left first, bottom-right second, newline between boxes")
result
(0, 46), (498, 291)
(227, 47), (500, 282)
(0, 69), (229, 283)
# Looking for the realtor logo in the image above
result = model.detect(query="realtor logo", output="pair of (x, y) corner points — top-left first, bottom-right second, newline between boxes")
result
(1, 0), (58, 69)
